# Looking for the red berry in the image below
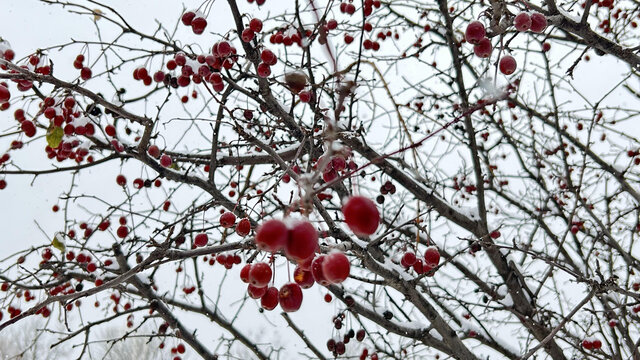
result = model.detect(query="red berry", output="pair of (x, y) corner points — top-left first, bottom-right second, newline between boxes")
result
(147, 145), (161, 158)
(343, 34), (354, 44)
(257, 63), (271, 78)
(293, 266), (314, 289)
(241, 28), (255, 42)
(220, 212), (237, 228)
(86, 263), (97, 272)
(260, 287), (279, 310)
(285, 221), (318, 261)
(249, 18), (263, 33)
(255, 219), (288, 252)
(465, 21), (486, 45)
(473, 38), (492, 58)
(299, 91), (312, 103)
(105, 124), (116, 137)
(514, 13), (532, 32)
(0, 85), (11, 103)
(116, 174), (127, 186)
(191, 17), (208, 35)
(181, 11), (196, 26)
(342, 196), (380, 236)
(247, 284), (267, 299)
(160, 154), (172, 167)
(278, 283), (303, 312)
(310, 255), (330, 286)
(582, 340), (592, 349)
(424, 246), (440, 267)
(249, 262), (272, 287)
(592, 339), (602, 349)
(240, 264), (252, 283)
(260, 49), (277, 65)
(194, 233), (208, 247)
(80, 67), (92, 80)
(116, 225), (128, 239)
(322, 251), (350, 284)
(499, 55), (517, 75)
(21, 120), (36, 137)
(235, 218), (251, 236)
(530, 13), (547, 33)
(401, 252), (417, 267)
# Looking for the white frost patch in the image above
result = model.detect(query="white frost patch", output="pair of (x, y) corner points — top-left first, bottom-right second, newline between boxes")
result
(72, 116), (90, 127)
(500, 293), (514, 307)
(496, 284), (507, 297)
(456, 206), (480, 220)
(429, 328), (443, 341)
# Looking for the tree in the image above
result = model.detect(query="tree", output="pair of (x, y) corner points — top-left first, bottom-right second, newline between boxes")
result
(0, 0), (639, 359)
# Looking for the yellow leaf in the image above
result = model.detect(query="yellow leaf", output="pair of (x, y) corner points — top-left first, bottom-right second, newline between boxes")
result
(52, 233), (66, 252)
(46, 126), (64, 149)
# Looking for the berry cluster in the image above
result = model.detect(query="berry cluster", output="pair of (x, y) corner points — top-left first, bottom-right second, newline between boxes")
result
(465, 12), (547, 75)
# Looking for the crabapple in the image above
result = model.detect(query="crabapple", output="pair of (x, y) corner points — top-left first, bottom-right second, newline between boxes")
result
(220, 212), (236, 228)
(260, 287), (279, 310)
(249, 18), (263, 32)
(255, 219), (288, 252)
(247, 284), (267, 299)
(147, 145), (161, 158)
(342, 196), (380, 236)
(249, 262), (272, 287)
(514, 13), (532, 32)
(278, 283), (303, 312)
(181, 11), (196, 26)
(530, 13), (547, 33)
(499, 55), (517, 75)
(236, 218), (251, 236)
(293, 266), (314, 289)
(285, 220), (318, 261)
(424, 246), (440, 267)
(473, 38), (492, 58)
(191, 17), (207, 34)
(322, 251), (350, 284)
(310, 255), (330, 286)
(194, 233), (208, 247)
(240, 264), (252, 283)
(257, 63), (271, 78)
(0, 85), (10, 102)
(401, 252), (417, 267)
(465, 21), (486, 45)
(160, 154), (172, 167)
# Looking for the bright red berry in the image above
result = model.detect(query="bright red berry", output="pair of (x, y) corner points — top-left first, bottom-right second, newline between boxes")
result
(424, 246), (440, 267)
(249, 262), (272, 287)
(278, 283), (303, 312)
(322, 251), (350, 284)
(194, 233), (208, 247)
(247, 284), (267, 299)
(236, 218), (251, 236)
(255, 219), (288, 252)
(285, 221), (318, 262)
(220, 212), (236, 228)
(260, 287), (279, 310)
(293, 266), (314, 289)
(240, 264), (252, 283)
(310, 255), (330, 286)
(342, 196), (380, 236)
